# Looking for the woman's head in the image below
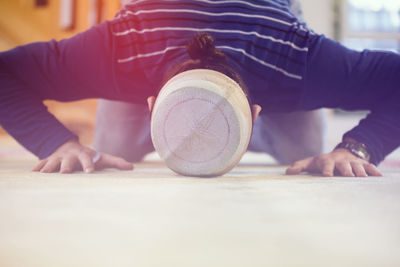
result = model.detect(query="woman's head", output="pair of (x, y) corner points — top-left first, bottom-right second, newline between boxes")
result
(164, 33), (252, 105)
(148, 33), (262, 176)
(148, 33), (261, 123)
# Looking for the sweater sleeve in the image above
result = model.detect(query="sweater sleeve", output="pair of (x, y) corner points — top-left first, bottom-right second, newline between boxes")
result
(301, 36), (400, 165)
(0, 21), (117, 159)
(342, 90), (400, 165)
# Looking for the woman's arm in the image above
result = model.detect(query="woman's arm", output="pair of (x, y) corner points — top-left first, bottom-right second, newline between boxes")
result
(287, 37), (400, 176)
(0, 22), (133, 172)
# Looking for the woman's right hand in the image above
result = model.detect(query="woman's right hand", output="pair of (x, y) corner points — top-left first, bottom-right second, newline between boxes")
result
(32, 138), (133, 173)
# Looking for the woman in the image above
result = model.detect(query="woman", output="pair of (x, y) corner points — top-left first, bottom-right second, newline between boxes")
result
(1, 0), (398, 176)
(94, 0), (326, 167)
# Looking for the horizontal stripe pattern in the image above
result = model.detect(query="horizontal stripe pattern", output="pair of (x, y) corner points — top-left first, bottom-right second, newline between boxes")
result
(113, 26), (309, 52)
(128, 0), (291, 9)
(116, 8), (303, 30)
(217, 45), (303, 80)
(112, 0), (315, 81)
(117, 45), (186, 63)
(125, 0), (295, 18)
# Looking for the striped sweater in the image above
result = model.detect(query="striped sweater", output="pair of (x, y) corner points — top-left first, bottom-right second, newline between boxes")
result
(111, 0), (317, 109)
(0, 0), (399, 164)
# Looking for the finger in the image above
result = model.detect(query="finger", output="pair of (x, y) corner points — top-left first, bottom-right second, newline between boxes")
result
(335, 162), (355, 177)
(40, 158), (61, 173)
(96, 154), (134, 171)
(320, 160), (335, 177)
(32, 159), (48, 172)
(350, 162), (368, 177)
(285, 158), (313, 175)
(364, 163), (383, 177)
(78, 153), (95, 173)
(60, 157), (78, 174)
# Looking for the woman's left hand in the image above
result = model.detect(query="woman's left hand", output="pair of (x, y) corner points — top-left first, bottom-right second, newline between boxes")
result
(285, 148), (383, 177)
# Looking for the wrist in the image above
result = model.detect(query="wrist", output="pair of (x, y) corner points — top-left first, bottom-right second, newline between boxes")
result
(335, 140), (371, 162)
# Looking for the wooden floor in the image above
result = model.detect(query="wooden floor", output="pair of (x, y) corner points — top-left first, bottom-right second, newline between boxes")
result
(0, 155), (400, 267)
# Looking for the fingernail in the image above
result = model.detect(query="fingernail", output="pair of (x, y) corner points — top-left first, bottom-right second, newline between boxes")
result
(85, 167), (94, 173)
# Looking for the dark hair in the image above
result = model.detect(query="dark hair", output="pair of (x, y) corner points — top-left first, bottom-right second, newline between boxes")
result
(162, 33), (253, 108)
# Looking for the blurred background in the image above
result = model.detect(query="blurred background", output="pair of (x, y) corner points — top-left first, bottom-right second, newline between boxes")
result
(0, 0), (399, 161)
(0, 0), (125, 147)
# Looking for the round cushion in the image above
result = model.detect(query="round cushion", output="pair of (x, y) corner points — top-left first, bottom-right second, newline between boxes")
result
(151, 69), (252, 177)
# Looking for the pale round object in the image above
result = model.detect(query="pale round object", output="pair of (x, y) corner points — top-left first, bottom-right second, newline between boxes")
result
(151, 69), (252, 177)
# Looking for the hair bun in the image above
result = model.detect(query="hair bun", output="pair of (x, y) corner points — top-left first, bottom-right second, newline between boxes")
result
(186, 33), (226, 62)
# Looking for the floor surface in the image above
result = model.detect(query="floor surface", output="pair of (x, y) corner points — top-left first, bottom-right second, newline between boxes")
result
(1, 157), (400, 267)
(1, 115), (400, 267)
